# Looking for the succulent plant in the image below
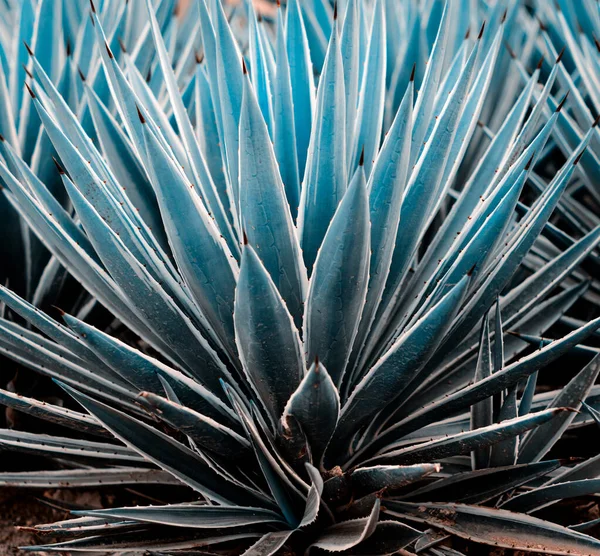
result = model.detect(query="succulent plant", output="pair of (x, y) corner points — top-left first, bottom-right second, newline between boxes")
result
(0, 0), (600, 554)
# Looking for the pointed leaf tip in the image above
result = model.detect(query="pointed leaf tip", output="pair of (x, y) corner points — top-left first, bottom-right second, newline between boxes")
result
(536, 55), (544, 70)
(77, 66), (86, 82)
(333, 2), (338, 20)
(50, 305), (66, 317)
(52, 157), (66, 175)
(90, 0), (96, 13)
(556, 46), (566, 63)
(117, 37), (126, 54)
(478, 21), (486, 39)
(136, 105), (146, 124)
(410, 63), (416, 82)
(24, 82), (35, 99)
(105, 41), (113, 59)
(66, 39), (72, 57)
(573, 148), (586, 166)
(359, 146), (365, 166)
(23, 41), (33, 56)
(525, 152), (536, 170)
(194, 51), (204, 64)
(242, 230), (249, 245)
(556, 91), (569, 112)
(592, 113), (600, 128)
(242, 57), (248, 75)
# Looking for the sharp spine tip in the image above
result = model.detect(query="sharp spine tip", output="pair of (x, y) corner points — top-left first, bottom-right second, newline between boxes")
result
(194, 51), (204, 64)
(77, 66), (86, 82)
(467, 264), (477, 277)
(242, 57), (247, 75)
(536, 55), (544, 70)
(525, 152), (535, 170)
(24, 82), (35, 99)
(51, 305), (66, 316)
(556, 90), (569, 112)
(242, 230), (249, 245)
(118, 37), (126, 54)
(592, 113), (600, 128)
(556, 46), (566, 63)
(410, 63), (416, 82)
(105, 41), (113, 59)
(573, 149), (586, 165)
(478, 21), (485, 39)
(136, 105), (146, 124)
(359, 146), (365, 166)
(52, 157), (65, 175)
(90, 0), (96, 13)
(333, 1), (338, 20)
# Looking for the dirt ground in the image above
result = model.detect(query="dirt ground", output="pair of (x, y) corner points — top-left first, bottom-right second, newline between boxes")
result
(0, 489), (104, 555)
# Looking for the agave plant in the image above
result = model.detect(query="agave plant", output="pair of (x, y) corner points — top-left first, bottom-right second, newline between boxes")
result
(0, 0), (600, 553)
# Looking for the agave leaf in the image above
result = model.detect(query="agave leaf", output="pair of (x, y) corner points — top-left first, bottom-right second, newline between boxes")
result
(518, 355), (600, 464)
(401, 71), (538, 308)
(0, 319), (140, 411)
(143, 0), (237, 257)
(0, 468), (181, 488)
(336, 273), (470, 461)
(502, 477), (600, 514)
(20, 529), (261, 552)
(59, 163), (235, 392)
(365, 408), (564, 466)
(139, 116), (239, 366)
(298, 13), (347, 273)
(0, 284), (108, 374)
(285, 0), (314, 179)
(340, 0), (359, 159)
(362, 317), (600, 459)
(75, 504), (285, 529)
(137, 391), (250, 459)
(301, 462), (325, 528)
(304, 165), (370, 389)
(234, 243), (305, 425)
(308, 497), (380, 552)
(470, 315), (493, 470)
(273, 8), (300, 222)
(60, 383), (272, 509)
(440, 130), (592, 354)
(349, 0), (385, 175)
(83, 83), (167, 253)
(0, 429), (142, 462)
(246, 1), (273, 134)
(404, 461), (561, 505)
(61, 312), (237, 426)
(410, 0), (454, 166)
(211, 0), (244, 219)
(347, 77), (413, 385)
(282, 359), (339, 469)
(342, 521), (422, 555)
(242, 530), (295, 556)
(384, 501), (600, 555)
(368, 37), (479, 359)
(350, 463), (440, 498)
(227, 387), (307, 526)
(0, 387), (108, 438)
(238, 69), (307, 328)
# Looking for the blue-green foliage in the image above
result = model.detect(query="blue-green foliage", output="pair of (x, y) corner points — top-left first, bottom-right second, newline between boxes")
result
(0, 0), (599, 554)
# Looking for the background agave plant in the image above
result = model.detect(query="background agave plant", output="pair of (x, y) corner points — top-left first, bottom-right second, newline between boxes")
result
(0, 0), (600, 554)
